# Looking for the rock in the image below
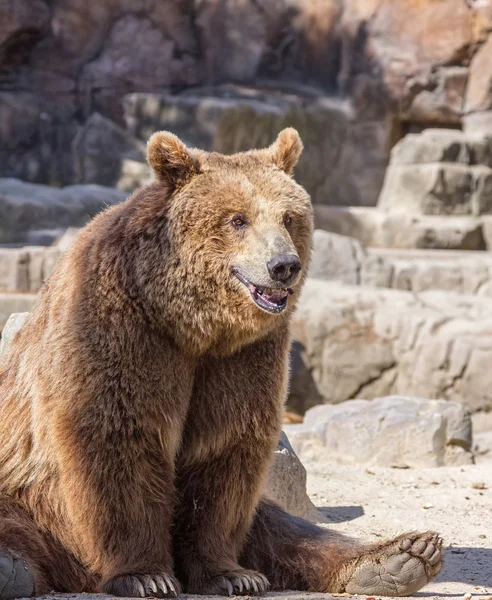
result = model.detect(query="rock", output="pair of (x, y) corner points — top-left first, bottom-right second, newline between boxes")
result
(285, 396), (473, 468)
(292, 279), (492, 412)
(339, 0), (485, 123)
(474, 431), (492, 464)
(0, 246), (61, 293)
(123, 87), (389, 207)
(463, 112), (492, 136)
(360, 253), (394, 289)
(0, 92), (79, 185)
(314, 205), (486, 250)
(0, 312), (29, 358)
(0, 0), (50, 67)
(117, 160), (154, 193)
(72, 113), (145, 187)
(365, 248), (492, 296)
(378, 163), (492, 216)
(390, 129), (492, 168)
(310, 230), (366, 284)
(265, 432), (319, 522)
(0, 296), (36, 332)
(54, 228), (81, 253)
(465, 35), (492, 114)
(0, 179), (126, 244)
(287, 340), (324, 416)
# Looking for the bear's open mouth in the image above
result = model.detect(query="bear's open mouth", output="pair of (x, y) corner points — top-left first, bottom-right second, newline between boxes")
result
(232, 269), (293, 314)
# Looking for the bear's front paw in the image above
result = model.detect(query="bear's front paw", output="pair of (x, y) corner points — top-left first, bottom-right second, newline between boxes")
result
(103, 573), (180, 598)
(188, 569), (269, 596)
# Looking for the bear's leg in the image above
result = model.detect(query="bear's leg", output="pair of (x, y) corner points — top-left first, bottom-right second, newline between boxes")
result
(173, 330), (291, 597)
(0, 496), (95, 599)
(242, 499), (443, 597)
(174, 452), (271, 596)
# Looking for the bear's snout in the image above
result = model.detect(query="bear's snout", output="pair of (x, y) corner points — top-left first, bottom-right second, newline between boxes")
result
(267, 253), (301, 285)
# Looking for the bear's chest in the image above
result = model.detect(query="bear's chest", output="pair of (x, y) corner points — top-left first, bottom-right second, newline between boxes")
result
(179, 333), (289, 464)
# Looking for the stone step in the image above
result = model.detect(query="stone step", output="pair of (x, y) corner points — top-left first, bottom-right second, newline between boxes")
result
(0, 178), (125, 245)
(313, 205), (492, 250)
(311, 229), (492, 296)
(0, 293), (37, 331)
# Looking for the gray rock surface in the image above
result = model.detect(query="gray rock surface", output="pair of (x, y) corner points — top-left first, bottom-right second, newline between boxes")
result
(117, 160), (154, 193)
(292, 279), (492, 412)
(72, 113), (146, 187)
(0, 246), (61, 293)
(123, 88), (388, 208)
(366, 248), (492, 296)
(310, 230), (366, 284)
(390, 129), (492, 167)
(265, 432), (319, 521)
(314, 205), (486, 250)
(285, 396), (473, 469)
(378, 163), (492, 216)
(0, 312), (29, 358)
(0, 300), (33, 334)
(0, 179), (126, 244)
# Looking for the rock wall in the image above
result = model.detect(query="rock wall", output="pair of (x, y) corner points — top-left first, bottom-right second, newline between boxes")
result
(292, 279), (492, 413)
(3, 0), (492, 204)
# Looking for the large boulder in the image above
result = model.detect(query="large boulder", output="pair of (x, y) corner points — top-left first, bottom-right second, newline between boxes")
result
(0, 179), (126, 244)
(378, 163), (492, 216)
(292, 279), (492, 412)
(339, 0), (492, 124)
(389, 130), (492, 168)
(0, 246), (61, 293)
(285, 396), (473, 468)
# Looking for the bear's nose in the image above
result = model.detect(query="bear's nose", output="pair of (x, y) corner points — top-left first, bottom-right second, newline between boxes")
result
(267, 253), (301, 283)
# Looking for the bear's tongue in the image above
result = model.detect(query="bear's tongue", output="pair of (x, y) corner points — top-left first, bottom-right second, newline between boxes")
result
(253, 285), (292, 304)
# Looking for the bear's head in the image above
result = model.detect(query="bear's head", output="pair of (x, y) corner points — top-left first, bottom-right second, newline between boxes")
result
(142, 128), (312, 355)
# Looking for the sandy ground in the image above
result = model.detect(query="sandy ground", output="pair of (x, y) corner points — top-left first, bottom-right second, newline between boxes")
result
(307, 458), (492, 600)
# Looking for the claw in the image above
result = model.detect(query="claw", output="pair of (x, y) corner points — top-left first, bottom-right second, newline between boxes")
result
(232, 577), (243, 593)
(167, 577), (177, 597)
(135, 580), (146, 598)
(155, 575), (168, 596)
(148, 579), (158, 595)
(259, 574), (269, 590)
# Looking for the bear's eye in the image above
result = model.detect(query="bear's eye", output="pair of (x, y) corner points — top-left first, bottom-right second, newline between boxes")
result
(231, 215), (248, 229)
(284, 215), (293, 228)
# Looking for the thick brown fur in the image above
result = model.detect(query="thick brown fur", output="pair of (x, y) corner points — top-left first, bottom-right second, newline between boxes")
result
(0, 129), (442, 599)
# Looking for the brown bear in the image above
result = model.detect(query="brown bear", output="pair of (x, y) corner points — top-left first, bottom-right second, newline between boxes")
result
(0, 129), (443, 599)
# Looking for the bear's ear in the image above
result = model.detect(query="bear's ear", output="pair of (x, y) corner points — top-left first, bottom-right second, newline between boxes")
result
(147, 131), (200, 190)
(267, 128), (303, 175)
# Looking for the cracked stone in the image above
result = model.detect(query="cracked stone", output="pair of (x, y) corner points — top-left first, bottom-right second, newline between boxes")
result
(284, 396), (473, 469)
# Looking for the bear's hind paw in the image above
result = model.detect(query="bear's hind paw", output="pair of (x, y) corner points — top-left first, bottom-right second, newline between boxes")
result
(344, 531), (443, 597)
